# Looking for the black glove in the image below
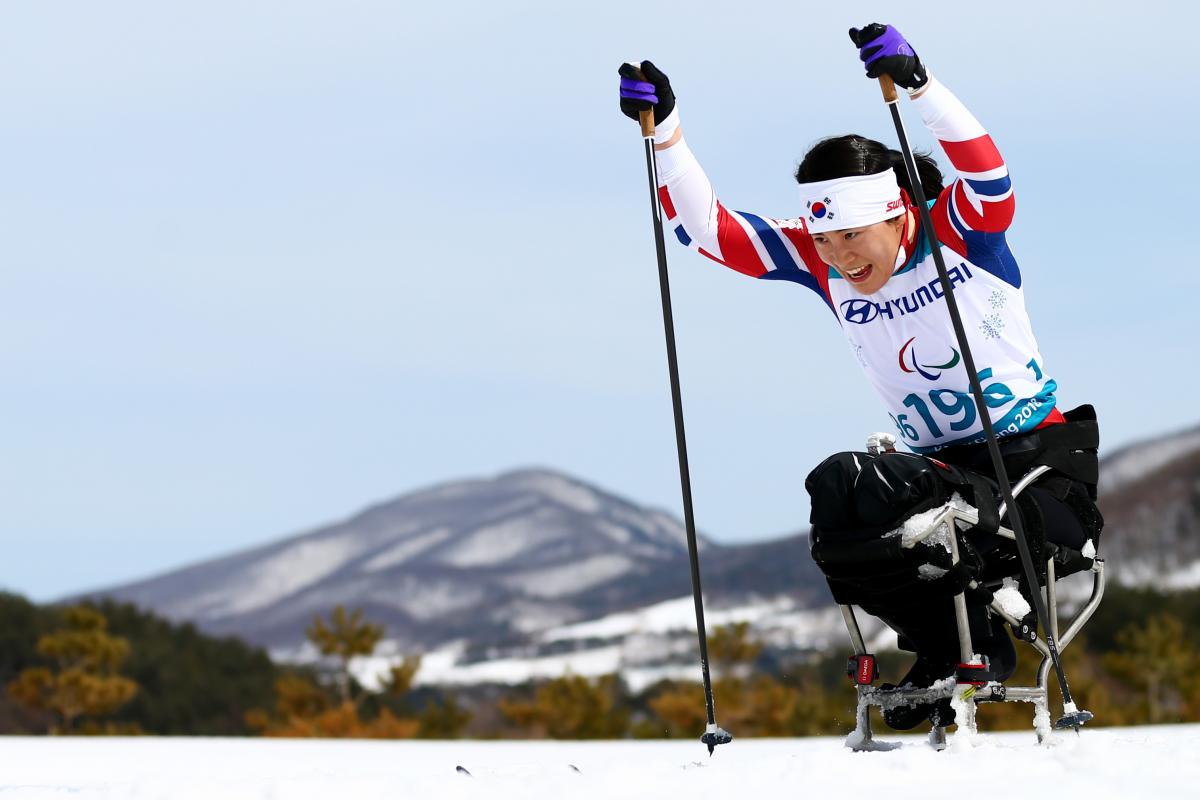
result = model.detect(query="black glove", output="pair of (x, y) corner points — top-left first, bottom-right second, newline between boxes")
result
(849, 23), (929, 92)
(618, 60), (676, 125)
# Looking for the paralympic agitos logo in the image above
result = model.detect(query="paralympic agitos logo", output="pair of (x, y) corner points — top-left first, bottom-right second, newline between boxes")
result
(898, 337), (960, 381)
(839, 263), (975, 324)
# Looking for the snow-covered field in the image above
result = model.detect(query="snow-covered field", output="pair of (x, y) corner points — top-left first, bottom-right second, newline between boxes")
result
(3, 725), (1198, 799)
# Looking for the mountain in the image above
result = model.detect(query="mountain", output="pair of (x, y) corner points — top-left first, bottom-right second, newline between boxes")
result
(78, 468), (824, 653)
(1096, 423), (1200, 587)
(78, 420), (1200, 685)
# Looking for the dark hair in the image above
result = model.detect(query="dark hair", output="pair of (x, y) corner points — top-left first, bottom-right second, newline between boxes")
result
(794, 134), (944, 200)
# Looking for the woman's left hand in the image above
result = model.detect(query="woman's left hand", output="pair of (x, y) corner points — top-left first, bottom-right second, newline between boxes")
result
(850, 23), (929, 92)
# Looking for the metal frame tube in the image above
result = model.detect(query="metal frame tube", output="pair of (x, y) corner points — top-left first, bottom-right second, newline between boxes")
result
(837, 490), (1107, 745)
(948, 534), (975, 662)
(841, 605), (868, 655)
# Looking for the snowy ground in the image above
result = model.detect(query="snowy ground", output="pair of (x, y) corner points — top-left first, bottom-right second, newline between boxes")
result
(3, 725), (1198, 799)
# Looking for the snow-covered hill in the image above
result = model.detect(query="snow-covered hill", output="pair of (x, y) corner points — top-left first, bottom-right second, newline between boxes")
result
(78, 468), (824, 653)
(1098, 423), (1200, 495)
(75, 419), (1200, 687)
(1096, 423), (1200, 587)
(4, 726), (1199, 800)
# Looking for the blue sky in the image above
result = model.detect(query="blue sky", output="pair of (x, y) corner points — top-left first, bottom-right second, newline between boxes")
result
(3, 1), (1196, 601)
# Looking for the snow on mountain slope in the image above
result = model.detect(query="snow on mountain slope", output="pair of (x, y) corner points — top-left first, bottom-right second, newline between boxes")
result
(437, 511), (568, 568)
(1098, 423), (1200, 494)
(501, 554), (637, 598)
(503, 470), (603, 514)
(4, 726), (1199, 800)
(347, 595), (892, 693)
(186, 534), (368, 618)
(78, 468), (744, 652)
(362, 528), (453, 572)
(1097, 423), (1200, 586)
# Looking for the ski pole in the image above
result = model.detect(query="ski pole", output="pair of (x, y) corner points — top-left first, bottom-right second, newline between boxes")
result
(875, 74), (1091, 731)
(631, 68), (731, 756)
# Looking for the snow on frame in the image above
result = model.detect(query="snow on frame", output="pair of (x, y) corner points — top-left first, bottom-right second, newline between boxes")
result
(3, 725), (1200, 800)
(993, 577), (1032, 619)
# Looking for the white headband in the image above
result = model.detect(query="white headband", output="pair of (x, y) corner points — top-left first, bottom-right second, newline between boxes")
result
(798, 170), (906, 234)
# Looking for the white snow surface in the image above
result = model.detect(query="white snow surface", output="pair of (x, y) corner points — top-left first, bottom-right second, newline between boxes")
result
(4, 727), (1200, 799)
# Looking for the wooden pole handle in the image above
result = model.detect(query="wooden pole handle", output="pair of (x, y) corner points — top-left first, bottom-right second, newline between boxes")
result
(878, 74), (899, 104)
(630, 64), (656, 138)
(639, 109), (655, 139)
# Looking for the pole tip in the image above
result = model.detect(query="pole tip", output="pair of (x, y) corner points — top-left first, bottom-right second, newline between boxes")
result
(1054, 709), (1094, 730)
(700, 725), (733, 755)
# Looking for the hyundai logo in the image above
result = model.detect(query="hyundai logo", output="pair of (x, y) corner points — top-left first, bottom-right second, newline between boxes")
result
(838, 263), (977, 325)
(841, 299), (879, 325)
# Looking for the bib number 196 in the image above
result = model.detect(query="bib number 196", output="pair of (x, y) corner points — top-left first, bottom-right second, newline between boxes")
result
(888, 362), (1040, 443)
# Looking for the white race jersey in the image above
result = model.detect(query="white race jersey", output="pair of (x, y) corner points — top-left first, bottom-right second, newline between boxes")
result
(653, 77), (1060, 452)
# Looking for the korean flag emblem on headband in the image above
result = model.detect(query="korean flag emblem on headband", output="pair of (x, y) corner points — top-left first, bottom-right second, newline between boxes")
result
(798, 170), (906, 234)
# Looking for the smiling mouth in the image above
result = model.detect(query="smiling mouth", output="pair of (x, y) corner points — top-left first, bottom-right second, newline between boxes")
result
(844, 263), (874, 283)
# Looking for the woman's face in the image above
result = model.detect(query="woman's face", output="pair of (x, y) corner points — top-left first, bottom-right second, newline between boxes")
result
(811, 213), (909, 295)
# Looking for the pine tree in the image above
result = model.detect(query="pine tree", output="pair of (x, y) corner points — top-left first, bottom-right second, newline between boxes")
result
(417, 694), (472, 739)
(1104, 613), (1199, 723)
(500, 674), (629, 738)
(247, 607), (432, 738)
(708, 621), (764, 678)
(306, 605), (384, 704)
(6, 606), (138, 733)
(381, 656), (421, 697)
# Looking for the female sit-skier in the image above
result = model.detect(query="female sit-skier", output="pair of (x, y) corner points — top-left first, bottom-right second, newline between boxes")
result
(618, 24), (1103, 730)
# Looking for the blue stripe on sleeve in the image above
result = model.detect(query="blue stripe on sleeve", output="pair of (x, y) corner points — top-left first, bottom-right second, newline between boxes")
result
(737, 210), (799, 273)
(964, 175), (1012, 197)
(947, 194), (1022, 289)
(946, 191), (971, 238)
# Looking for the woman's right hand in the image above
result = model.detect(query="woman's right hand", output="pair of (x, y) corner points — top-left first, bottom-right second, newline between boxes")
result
(849, 24), (928, 93)
(618, 61), (675, 126)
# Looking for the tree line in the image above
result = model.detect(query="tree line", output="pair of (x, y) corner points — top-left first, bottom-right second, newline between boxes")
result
(3, 585), (1199, 737)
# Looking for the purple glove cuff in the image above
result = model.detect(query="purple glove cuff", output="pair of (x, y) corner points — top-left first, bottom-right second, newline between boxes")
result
(861, 25), (914, 65)
(620, 77), (658, 104)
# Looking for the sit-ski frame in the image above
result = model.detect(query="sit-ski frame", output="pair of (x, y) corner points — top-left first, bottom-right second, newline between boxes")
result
(841, 459), (1107, 750)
